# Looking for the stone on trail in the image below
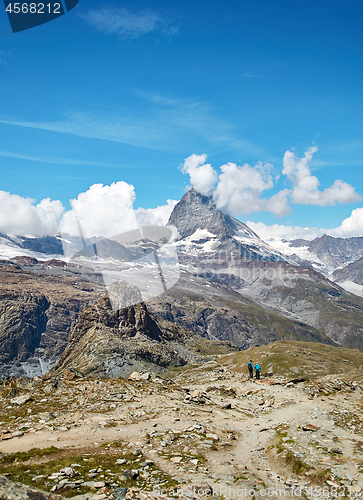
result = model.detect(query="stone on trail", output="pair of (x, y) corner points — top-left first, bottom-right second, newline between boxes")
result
(10, 394), (32, 405)
(301, 424), (320, 431)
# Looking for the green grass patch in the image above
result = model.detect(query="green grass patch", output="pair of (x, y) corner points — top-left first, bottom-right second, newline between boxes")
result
(0, 446), (175, 498)
(0, 447), (60, 464)
(285, 451), (311, 475)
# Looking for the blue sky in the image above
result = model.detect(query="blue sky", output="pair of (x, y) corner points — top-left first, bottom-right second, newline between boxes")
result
(0, 0), (363, 238)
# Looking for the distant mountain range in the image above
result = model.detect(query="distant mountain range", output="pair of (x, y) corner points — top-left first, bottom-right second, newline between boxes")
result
(1, 187), (363, 378)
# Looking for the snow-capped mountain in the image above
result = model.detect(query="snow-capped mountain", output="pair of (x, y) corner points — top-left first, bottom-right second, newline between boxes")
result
(266, 234), (363, 275)
(168, 188), (286, 265)
(1, 188), (363, 297)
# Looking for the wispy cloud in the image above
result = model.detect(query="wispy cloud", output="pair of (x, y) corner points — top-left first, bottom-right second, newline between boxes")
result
(0, 92), (275, 159)
(80, 7), (178, 39)
(243, 71), (260, 78)
(0, 50), (13, 65)
(0, 149), (125, 168)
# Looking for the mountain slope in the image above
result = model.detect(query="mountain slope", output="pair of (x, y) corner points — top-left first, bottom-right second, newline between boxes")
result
(332, 256), (363, 298)
(48, 282), (236, 379)
(333, 256), (363, 285)
(288, 235), (363, 272)
(219, 339), (363, 379)
(0, 260), (103, 379)
(167, 190), (363, 349)
(232, 261), (363, 348)
(148, 270), (336, 349)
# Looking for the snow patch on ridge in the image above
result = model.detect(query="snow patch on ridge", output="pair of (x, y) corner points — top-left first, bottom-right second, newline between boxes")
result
(336, 281), (363, 298)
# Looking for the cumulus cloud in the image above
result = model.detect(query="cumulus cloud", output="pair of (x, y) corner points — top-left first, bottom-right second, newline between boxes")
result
(0, 182), (178, 240)
(181, 155), (290, 217)
(329, 207), (363, 238)
(0, 191), (64, 236)
(60, 183), (179, 241)
(135, 199), (178, 227)
(61, 182), (138, 239)
(181, 147), (361, 218)
(213, 161), (289, 216)
(247, 204), (363, 242)
(246, 221), (323, 241)
(283, 147), (361, 206)
(181, 154), (217, 196)
(264, 189), (291, 218)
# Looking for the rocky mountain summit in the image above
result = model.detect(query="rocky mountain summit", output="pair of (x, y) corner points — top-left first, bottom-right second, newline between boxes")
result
(1, 340), (363, 500)
(168, 188), (284, 263)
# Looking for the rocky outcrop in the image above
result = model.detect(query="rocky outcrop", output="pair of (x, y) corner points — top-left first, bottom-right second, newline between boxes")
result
(0, 261), (103, 379)
(48, 281), (236, 379)
(0, 474), (64, 499)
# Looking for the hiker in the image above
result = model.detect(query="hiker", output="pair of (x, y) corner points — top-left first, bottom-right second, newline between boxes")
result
(255, 362), (261, 379)
(247, 360), (253, 379)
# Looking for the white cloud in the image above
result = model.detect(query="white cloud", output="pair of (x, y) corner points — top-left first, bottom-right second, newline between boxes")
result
(213, 161), (282, 215)
(247, 205), (363, 241)
(0, 182), (178, 240)
(283, 147), (361, 206)
(135, 199), (178, 227)
(61, 182), (138, 239)
(0, 191), (64, 236)
(329, 207), (363, 238)
(246, 221), (323, 241)
(61, 182), (178, 240)
(180, 157), (290, 218)
(180, 147), (361, 219)
(264, 189), (292, 218)
(181, 154), (217, 196)
(80, 8), (178, 39)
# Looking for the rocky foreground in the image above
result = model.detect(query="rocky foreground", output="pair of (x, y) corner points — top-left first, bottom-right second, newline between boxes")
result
(1, 349), (363, 500)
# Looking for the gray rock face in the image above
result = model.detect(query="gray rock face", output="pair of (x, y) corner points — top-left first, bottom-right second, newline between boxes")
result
(290, 234), (363, 270)
(333, 256), (363, 285)
(148, 271), (333, 349)
(0, 474), (64, 499)
(229, 261), (363, 349)
(168, 189), (283, 262)
(168, 188), (258, 240)
(0, 261), (103, 379)
(48, 282), (236, 379)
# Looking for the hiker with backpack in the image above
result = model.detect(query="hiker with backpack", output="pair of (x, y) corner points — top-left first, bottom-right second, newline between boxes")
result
(247, 360), (253, 379)
(255, 362), (261, 379)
